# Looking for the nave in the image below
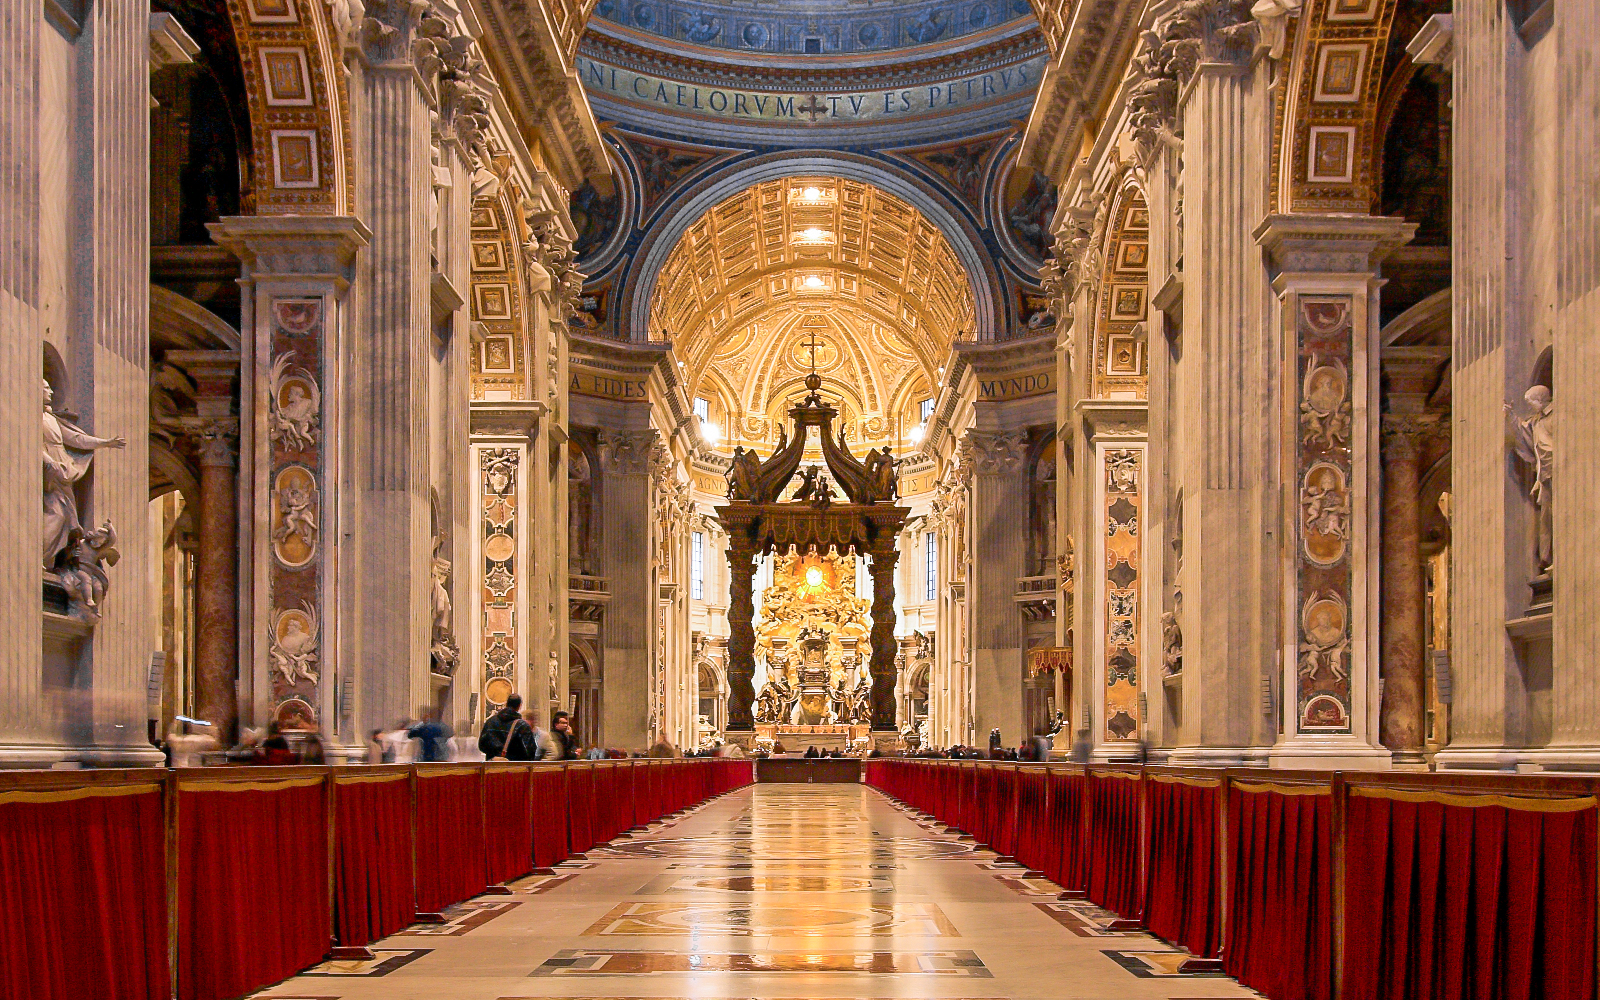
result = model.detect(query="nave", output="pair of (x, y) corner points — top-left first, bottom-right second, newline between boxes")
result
(259, 784), (1256, 1000)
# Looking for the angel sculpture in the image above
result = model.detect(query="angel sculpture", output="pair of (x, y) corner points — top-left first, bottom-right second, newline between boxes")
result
(268, 353), (321, 454)
(793, 466), (821, 502)
(273, 482), (318, 549)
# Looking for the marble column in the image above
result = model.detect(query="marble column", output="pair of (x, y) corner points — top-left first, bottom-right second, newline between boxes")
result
(1379, 417), (1429, 763)
(1257, 214), (1413, 770)
(346, 0), (436, 733)
(724, 541), (758, 735)
(869, 546), (900, 731)
(171, 351), (241, 743)
(963, 430), (1029, 747)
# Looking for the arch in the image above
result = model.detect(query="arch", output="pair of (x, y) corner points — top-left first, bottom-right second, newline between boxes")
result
(150, 439), (202, 505)
(1380, 287), (1449, 347)
(225, 0), (353, 215)
(151, 285), (241, 351)
(1274, 0), (1413, 214)
(1086, 175), (1151, 398)
(626, 151), (1004, 341)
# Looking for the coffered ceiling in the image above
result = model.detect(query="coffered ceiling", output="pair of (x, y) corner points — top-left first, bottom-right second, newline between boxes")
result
(651, 177), (974, 450)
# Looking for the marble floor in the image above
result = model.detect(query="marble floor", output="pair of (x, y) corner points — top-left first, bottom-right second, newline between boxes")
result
(256, 784), (1260, 999)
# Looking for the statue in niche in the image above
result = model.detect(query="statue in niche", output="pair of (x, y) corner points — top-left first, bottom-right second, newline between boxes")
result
(1509, 385), (1554, 571)
(43, 379), (125, 572)
(828, 672), (851, 723)
(1160, 608), (1183, 676)
(754, 671), (794, 724)
(569, 449), (593, 572)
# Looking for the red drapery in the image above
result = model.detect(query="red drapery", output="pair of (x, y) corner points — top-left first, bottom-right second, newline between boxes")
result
(567, 764), (596, 853)
(483, 767), (533, 886)
(1013, 768), (1049, 872)
(1143, 776), (1220, 958)
(592, 764), (618, 844)
(1343, 788), (1597, 1000)
(1042, 769), (1083, 891)
(1084, 771), (1142, 919)
(993, 766), (1019, 857)
(414, 770), (485, 913)
(333, 773), (414, 947)
(530, 766), (570, 869)
(1224, 783), (1335, 1000)
(0, 782), (169, 1000)
(176, 776), (330, 1000)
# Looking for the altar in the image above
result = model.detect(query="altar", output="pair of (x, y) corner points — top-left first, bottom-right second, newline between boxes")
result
(756, 723), (871, 754)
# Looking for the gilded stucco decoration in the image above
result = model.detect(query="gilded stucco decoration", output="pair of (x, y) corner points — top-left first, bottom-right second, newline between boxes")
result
(1273, 0), (1404, 212)
(469, 194), (529, 399)
(655, 177), (973, 452)
(229, 0), (354, 214)
(1090, 187), (1150, 397)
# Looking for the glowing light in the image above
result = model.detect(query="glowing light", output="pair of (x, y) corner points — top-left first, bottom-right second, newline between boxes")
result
(909, 424), (924, 444)
(802, 186), (822, 200)
(801, 274), (827, 289)
(702, 421), (721, 444)
(796, 226), (830, 243)
(805, 566), (824, 587)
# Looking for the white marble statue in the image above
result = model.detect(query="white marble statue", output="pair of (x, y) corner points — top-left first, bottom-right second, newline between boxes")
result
(1510, 385), (1554, 571)
(43, 380), (125, 571)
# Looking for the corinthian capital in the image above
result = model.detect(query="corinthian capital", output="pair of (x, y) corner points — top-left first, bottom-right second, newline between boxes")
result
(1380, 413), (1446, 461)
(182, 416), (240, 468)
(598, 430), (659, 475)
(959, 430), (1029, 475)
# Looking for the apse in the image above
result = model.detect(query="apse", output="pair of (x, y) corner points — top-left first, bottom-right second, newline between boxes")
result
(652, 176), (975, 456)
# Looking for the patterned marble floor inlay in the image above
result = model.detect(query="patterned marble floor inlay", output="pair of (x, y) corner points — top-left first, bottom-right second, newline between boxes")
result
(257, 783), (1263, 1000)
(582, 900), (960, 937)
(633, 872), (897, 894)
(530, 948), (994, 976)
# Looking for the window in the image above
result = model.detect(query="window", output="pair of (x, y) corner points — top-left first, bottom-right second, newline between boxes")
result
(694, 397), (710, 423)
(925, 532), (937, 602)
(691, 531), (705, 600)
(920, 397), (935, 424)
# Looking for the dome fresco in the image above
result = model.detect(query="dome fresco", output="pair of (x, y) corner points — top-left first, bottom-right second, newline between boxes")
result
(590, 0), (1037, 55)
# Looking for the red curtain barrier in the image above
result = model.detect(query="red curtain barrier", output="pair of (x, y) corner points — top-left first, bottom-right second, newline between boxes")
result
(484, 767), (533, 886)
(415, 770), (486, 913)
(593, 763), (619, 843)
(993, 766), (1019, 858)
(1343, 788), (1598, 1000)
(530, 766), (571, 869)
(1144, 775), (1220, 958)
(567, 764), (597, 853)
(1014, 768), (1049, 873)
(1085, 770), (1142, 920)
(0, 781), (169, 1000)
(333, 772), (414, 947)
(176, 775), (330, 1000)
(1043, 768), (1084, 891)
(1224, 782), (1336, 1000)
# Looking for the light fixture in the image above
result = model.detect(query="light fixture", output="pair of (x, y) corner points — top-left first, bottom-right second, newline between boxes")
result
(703, 421), (721, 444)
(802, 186), (822, 200)
(805, 566), (824, 587)
(801, 274), (827, 290)
(802, 226), (826, 241)
(909, 424), (924, 444)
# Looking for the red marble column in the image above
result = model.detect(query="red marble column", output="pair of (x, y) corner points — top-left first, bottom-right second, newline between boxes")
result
(1379, 419), (1426, 763)
(191, 422), (239, 742)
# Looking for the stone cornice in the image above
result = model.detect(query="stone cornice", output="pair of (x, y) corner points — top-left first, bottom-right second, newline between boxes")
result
(1076, 397), (1147, 439)
(1018, 0), (1145, 176)
(207, 216), (370, 286)
(1255, 214), (1417, 276)
(470, 400), (548, 438)
(474, 0), (610, 190)
(579, 25), (1047, 91)
(954, 333), (1056, 374)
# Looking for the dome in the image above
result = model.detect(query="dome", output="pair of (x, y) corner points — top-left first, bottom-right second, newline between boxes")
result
(590, 0), (1037, 57)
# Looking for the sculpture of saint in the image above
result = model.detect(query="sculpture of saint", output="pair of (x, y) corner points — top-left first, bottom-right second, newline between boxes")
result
(43, 380), (125, 570)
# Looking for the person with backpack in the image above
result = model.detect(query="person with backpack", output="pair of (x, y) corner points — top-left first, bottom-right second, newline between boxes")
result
(478, 694), (536, 761)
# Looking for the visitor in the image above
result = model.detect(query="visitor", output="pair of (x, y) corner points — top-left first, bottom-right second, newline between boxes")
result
(479, 695), (535, 760)
(379, 720), (414, 763)
(366, 729), (385, 764)
(407, 708), (452, 762)
(549, 710), (580, 760)
(452, 721), (486, 761)
(805, 745), (819, 758)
